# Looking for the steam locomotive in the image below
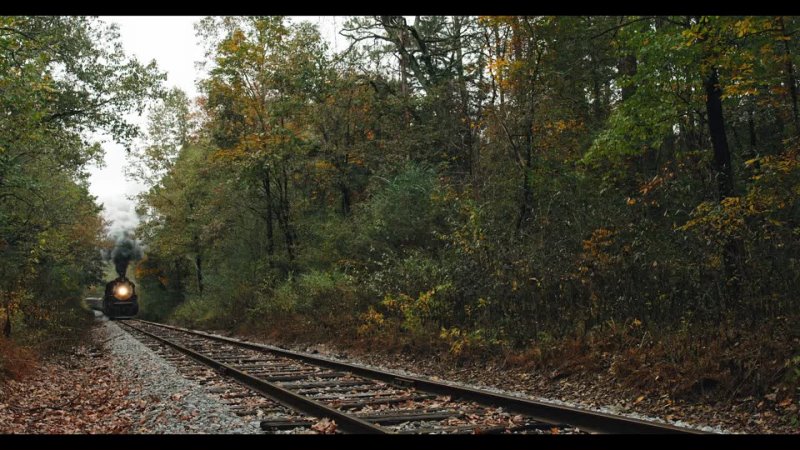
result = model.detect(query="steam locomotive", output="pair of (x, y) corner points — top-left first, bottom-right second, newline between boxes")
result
(103, 277), (139, 319)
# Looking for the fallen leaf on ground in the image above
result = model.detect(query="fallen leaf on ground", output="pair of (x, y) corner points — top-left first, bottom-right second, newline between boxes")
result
(311, 418), (337, 434)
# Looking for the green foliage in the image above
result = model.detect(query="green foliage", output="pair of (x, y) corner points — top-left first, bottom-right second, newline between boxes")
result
(439, 326), (506, 357)
(250, 270), (361, 318)
(0, 17), (163, 348)
(787, 355), (800, 387)
(379, 283), (453, 337)
(360, 164), (448, 252)
(128, 16), (800, 391)
(171, 295), (230, 329)
(134, 255), (188, 321)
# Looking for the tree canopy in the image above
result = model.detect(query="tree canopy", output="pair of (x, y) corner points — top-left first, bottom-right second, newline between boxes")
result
(0, 16), (164, 340)
(129, 16), (800, 354)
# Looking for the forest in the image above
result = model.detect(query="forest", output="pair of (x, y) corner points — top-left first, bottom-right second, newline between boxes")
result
(2, 16), (800, 411)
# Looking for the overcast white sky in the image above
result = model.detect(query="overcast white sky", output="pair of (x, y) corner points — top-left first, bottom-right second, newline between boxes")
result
(89, 16), (346, 234)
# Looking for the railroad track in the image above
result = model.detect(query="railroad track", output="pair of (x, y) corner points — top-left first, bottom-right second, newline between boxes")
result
(117, 319), (704, 435)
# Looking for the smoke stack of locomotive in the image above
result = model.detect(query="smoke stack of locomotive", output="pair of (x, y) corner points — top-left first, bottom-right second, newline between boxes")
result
(110, 232), (143, 279)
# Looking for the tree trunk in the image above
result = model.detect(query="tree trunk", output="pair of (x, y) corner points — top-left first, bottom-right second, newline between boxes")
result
(704, 64), (741, 308)
(746, 106), (759, 168)
(394, 17), (413, 142)
(340, 150), (351, 217)
(341, 182), (351, 217)
(494, 25), (505, 107)
(516, 97), (535, 232)
(194, 245), (204, 294)
(510, 17), (535, 234)
(453, 16), (475, 178)
(618, 54), (637, 101)
(276, 166), (295, 261)
(778, 16), (800, 135)
(704, 66), (733, 200)
(263, 169), (274, 257)
(398, 20), (409, 100)
(592, 67), (603, 122)
(3, 293), (10, 338)
(516, 146), (533, 233)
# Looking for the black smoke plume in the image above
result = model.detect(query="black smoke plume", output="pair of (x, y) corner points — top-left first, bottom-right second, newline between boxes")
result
(108, 231), (143, 279)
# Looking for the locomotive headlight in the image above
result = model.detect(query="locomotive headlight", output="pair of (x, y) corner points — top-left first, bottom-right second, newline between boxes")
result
(114, 284), (132, 300)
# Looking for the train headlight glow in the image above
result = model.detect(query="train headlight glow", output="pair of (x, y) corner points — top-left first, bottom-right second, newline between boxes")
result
(114, 283), (132, 300)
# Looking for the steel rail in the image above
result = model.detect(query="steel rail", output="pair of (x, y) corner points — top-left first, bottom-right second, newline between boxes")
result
(131, 319), (705, 434)
(119, 321), (388, 434)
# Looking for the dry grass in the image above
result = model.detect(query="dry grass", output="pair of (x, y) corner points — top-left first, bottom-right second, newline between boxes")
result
(497, 316), (800, 402)
(229, 308), (800, 406)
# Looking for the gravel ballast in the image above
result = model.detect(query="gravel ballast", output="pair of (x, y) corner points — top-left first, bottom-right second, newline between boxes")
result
(101, 317), (260, 434)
